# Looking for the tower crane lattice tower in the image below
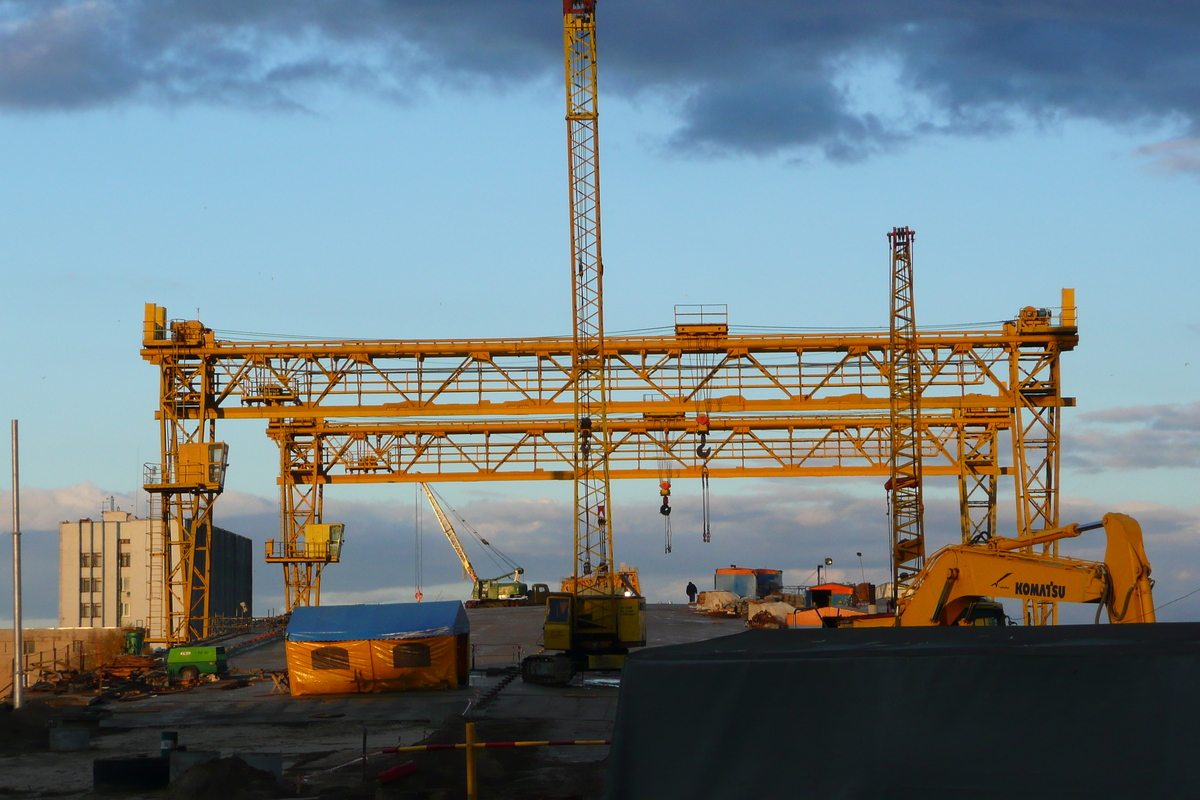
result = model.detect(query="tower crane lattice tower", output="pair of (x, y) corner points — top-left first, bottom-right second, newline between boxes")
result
(564, 0), (616, 595)
(887, 227), (924, 601)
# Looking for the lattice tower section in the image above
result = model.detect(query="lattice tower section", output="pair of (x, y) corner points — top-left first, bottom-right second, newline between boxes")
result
(564, 0), (615, 594)
(888, 227), (925, 599)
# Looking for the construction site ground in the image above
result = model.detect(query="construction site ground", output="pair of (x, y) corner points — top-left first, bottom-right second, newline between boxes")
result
(0, 604), (733, 799)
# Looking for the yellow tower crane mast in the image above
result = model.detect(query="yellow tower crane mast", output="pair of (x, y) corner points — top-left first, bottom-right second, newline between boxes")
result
(888, 227), (924, 603)
(564, 0), (613, 591)
(527, 0), (646, 683)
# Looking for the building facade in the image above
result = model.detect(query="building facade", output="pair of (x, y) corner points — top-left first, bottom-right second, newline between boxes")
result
(58, 510), (252, 640)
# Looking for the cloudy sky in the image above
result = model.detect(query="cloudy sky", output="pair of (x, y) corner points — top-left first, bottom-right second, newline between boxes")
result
(2, 0), (1200, 624)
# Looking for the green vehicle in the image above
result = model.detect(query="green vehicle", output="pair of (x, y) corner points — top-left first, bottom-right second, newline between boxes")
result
(166, 646), (227, 681)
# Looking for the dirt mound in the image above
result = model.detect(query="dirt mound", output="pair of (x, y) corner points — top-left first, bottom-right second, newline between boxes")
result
(0, 700), (65, 754)
(167, 756), (286, 800)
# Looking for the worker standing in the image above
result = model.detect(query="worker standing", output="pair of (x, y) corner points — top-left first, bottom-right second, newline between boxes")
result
(686, 581), (698, 605)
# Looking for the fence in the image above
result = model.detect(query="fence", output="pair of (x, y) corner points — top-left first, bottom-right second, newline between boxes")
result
(470, 644), (527, 671)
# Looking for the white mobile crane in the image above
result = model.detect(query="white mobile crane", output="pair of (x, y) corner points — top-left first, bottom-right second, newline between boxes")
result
(420, 484), (549, 607)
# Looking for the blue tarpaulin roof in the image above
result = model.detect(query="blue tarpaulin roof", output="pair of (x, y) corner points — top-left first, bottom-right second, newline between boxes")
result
(286, 601), (469, 643)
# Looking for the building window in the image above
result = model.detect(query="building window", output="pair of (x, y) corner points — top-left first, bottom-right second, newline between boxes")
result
(92, 553), (102, 567)
(120, 603), (130, 617)
(79, 603), (90, 619)
(72, 641), (83, 653)
(119, 539), (130, 545)
(80, 577), (91, 593)
(118, 553), (131, 568)
(119, 577), (131, 592)
(391, 642), (432, 668)
(23, 640), (35, 654)
(311, 646), (350, 670)
(81, 553), (91, 567)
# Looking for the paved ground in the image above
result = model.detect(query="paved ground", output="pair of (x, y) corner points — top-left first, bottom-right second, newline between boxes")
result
(0, 604), (740, 799)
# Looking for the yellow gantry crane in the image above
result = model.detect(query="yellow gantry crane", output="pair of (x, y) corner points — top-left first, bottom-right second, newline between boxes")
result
(139, 1), (1081, 642)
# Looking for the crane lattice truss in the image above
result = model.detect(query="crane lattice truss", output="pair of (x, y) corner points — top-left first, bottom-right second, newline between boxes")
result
(142, 302), (1077, 638)
(563, 0), (616, 595)
(887, 227), (924, 597)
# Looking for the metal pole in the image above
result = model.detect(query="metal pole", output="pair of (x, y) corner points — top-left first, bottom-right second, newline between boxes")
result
(11, 420), (23, 709)
(465, 721), (478, 800)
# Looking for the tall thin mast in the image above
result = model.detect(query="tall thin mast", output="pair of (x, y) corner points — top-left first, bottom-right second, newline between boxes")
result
(888, 228), (924, 602)
(564, 0), (614, 592)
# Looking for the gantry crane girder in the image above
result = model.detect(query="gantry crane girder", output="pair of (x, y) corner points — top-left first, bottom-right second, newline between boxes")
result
(264, 413), (1010, 483)
(139, 323), (1078, 421)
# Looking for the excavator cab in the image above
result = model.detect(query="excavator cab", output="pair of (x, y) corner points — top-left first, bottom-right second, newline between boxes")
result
(951, 601), (1008, 626)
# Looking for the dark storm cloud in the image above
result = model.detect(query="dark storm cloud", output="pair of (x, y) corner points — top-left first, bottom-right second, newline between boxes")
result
(2, 1), (1198, 157)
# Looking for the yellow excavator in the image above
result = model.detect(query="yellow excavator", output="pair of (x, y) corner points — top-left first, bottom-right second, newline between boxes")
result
(846, 512), (1155, 627)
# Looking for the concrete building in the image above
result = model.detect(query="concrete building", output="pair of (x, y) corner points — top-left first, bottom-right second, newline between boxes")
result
(59, 510), (252, 640)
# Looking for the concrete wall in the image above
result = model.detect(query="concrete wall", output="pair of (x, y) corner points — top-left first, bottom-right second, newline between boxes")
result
(0, 627), (117, 695)
(208, 526), (253, 619)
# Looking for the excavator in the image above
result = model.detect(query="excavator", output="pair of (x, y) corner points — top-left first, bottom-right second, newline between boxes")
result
(420, 484), (550, 608)
(845, 512), (1156, 627)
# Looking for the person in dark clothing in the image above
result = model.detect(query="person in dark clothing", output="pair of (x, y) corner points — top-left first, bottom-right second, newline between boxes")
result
(686, 581), (698, 604)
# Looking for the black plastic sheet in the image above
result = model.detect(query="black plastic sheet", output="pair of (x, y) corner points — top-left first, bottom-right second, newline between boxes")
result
(606, 623), (1200, 799)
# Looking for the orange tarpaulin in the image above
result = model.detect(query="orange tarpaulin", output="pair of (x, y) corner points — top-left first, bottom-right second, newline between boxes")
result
(286, 635), (462, 696)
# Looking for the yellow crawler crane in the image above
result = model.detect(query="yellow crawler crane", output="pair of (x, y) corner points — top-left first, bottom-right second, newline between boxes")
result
(847, 513), (1155, 627)
(524, 0), (646, 685)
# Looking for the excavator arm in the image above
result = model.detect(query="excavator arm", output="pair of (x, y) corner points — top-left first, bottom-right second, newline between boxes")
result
(857, 513), (1154, 626)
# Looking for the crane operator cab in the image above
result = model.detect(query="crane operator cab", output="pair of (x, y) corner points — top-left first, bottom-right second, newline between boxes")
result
(953, 600), (1008, 626)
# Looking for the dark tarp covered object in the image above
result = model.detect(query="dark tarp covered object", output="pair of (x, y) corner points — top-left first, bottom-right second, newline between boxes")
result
(606, 623), (1200, 799)
(286, 601), (469, 642)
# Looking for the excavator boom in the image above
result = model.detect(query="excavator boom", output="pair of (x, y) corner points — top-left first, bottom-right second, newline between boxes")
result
(852, 513), (1155, 627)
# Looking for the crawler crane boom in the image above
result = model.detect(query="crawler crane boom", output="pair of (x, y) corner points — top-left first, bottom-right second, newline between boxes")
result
(526, 0), (646, 684)
(420, 483), (549, 607)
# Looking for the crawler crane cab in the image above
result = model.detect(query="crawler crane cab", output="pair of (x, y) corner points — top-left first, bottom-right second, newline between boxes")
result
(846, 512), (1155, 627)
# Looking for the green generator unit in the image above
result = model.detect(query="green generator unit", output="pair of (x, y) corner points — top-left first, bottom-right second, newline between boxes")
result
(166, 646), (227, 681)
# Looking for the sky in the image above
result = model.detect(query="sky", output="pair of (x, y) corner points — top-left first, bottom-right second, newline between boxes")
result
(2, 0), (1200, 625)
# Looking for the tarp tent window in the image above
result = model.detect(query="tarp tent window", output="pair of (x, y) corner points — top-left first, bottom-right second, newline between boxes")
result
(312, 646), (350, 670)
(392, 643), (431, 668)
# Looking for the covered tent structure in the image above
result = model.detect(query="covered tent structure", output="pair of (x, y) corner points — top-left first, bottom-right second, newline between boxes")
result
(285, 601), (469, 696)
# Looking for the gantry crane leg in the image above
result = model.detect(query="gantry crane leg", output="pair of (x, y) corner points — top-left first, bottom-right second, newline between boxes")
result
(1010, 315), (1066, 625)
(265, 424), (334, 612)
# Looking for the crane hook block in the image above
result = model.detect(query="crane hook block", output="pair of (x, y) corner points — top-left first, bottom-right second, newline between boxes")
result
(660, 499), (672, 516)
